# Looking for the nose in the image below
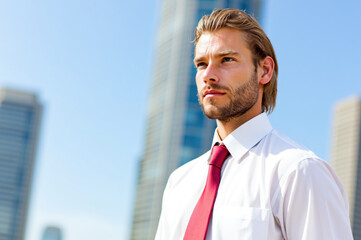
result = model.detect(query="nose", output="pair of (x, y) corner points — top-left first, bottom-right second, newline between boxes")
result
(202, 62), (219, 84)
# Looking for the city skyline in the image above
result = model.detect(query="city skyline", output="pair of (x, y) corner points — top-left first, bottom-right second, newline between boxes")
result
(0, 0), (361, 239)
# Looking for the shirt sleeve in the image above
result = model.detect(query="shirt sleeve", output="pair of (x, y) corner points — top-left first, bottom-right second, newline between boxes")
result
(276, 158), (353, 240)
(155, 173), (173, 240)
(154, 210), (165, 240)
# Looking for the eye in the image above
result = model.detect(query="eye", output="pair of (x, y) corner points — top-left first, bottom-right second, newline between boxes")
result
(196, 62), (207, 69)
(222, 57), (234, 62)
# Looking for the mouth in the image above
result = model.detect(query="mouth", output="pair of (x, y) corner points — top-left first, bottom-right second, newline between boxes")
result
(203, 89), (226, 98)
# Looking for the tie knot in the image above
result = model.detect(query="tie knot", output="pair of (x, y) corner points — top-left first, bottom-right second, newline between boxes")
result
(209, 144), (229, 169)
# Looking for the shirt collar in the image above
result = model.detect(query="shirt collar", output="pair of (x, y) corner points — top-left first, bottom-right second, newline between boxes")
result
(211, 112), (273, 163)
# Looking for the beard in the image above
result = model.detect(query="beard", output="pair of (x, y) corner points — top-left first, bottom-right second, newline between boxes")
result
(198, 72), (259, 121)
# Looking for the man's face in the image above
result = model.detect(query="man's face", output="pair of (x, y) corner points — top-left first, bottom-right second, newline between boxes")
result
(194, 28), (260, 121)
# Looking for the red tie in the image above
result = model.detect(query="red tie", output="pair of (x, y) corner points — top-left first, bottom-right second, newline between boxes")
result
(183, 144), (229, 240)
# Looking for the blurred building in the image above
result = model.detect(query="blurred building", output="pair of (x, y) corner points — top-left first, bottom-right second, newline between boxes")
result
(42, 226), (63, 240)
(0, 88), (42, 240)
(131, 1), (262, 239)
(331, 96), (361, 239)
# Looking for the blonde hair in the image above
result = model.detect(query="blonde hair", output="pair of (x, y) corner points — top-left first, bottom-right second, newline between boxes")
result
(194, 9), (278, 114)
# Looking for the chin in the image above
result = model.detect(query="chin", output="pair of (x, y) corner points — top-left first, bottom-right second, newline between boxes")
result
(202, 106), (223, 119)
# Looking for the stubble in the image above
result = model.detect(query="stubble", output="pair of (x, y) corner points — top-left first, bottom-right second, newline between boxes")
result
(198, 72), (259, 121)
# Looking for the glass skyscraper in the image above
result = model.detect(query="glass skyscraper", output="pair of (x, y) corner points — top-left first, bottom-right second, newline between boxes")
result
(0, 88), (42, 240)
(331, 96), (361, 239)
(131, 1), (262, 239)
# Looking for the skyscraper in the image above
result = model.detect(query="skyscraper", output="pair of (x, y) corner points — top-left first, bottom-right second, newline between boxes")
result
(0, 88), (42, 240)
(131, 1), (262, 239)
(331, 96), (361, 239)
(42, 226), (63, 240)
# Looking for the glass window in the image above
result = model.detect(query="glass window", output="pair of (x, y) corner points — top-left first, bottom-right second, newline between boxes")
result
(178, 146), (197, 166)
(197, 8), (213, 22)
(182, 135), (202, 149)
(185, 108), (204, 128)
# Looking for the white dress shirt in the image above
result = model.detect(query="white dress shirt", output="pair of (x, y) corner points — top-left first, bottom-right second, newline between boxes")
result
(155, 113), (353, 240)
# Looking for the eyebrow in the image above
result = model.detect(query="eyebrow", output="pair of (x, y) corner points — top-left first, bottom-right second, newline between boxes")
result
(193, 49), (241, 64)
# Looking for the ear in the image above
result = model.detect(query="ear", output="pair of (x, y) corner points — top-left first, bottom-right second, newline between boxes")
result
(258, 56), (274, 85)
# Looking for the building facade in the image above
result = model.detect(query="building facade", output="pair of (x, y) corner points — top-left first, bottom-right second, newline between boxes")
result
(0, 89), (42, 240)
(42, 226), (63, 240)
(131, 1), (262, 239)
(331, 96), (361, 239)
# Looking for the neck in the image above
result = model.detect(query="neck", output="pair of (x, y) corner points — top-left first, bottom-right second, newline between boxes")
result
(216, 106), (262, 141)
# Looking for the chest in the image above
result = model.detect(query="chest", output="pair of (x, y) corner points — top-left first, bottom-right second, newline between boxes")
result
(165, 155), (283, 239)
(216, 156), (272, 207)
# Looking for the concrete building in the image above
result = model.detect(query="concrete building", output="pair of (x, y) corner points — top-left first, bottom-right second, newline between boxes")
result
(0, 88), (42, 240)
(331, 96), (361, 239)
(131, 1), (262, 239)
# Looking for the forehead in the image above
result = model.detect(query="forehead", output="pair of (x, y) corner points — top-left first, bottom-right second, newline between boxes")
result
(195, 28), (250, 57)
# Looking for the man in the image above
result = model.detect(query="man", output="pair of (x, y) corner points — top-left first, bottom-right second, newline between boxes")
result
(155, 9), (353, 240)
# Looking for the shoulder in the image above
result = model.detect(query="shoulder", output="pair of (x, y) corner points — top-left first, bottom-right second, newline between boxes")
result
(262, 129), (322, 174)
(277, 157), (342, 193)
(264, 130), (347, 207)
(261, 129), (346, 197)
(264, 129), (317, 159)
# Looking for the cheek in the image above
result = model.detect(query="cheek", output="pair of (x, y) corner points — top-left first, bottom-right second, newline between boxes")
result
(195, 73), (204, 91)
(227, 71), (249, 86)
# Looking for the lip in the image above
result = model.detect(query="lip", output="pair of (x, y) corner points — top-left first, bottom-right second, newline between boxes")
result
(203, 89), (226, 98)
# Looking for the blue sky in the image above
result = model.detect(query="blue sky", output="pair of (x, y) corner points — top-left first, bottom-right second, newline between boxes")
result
(0, 0), (360, 239)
